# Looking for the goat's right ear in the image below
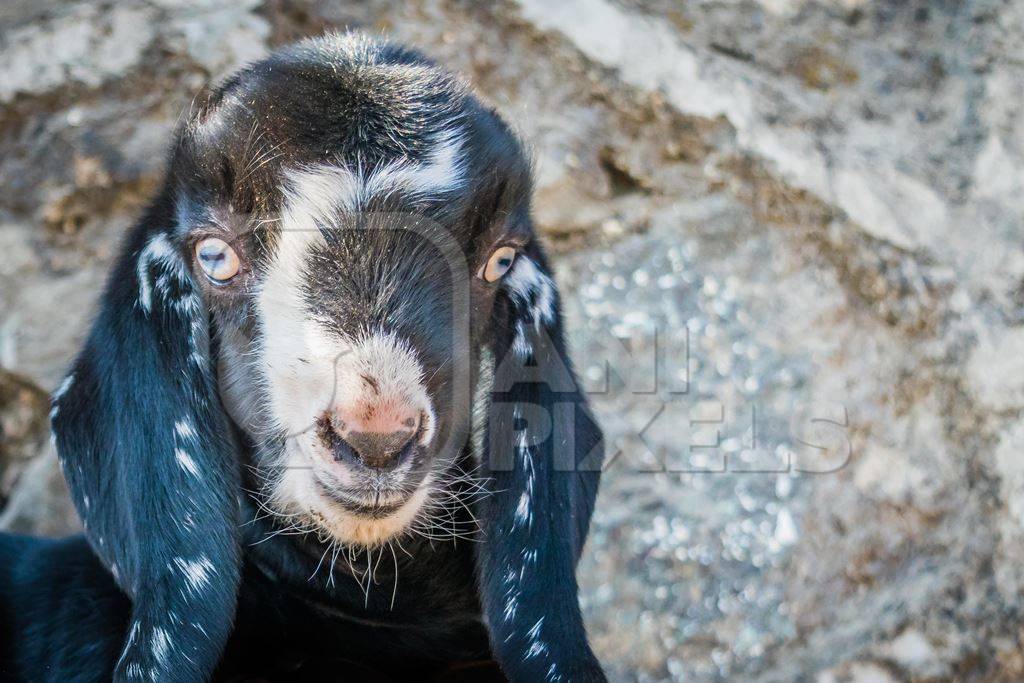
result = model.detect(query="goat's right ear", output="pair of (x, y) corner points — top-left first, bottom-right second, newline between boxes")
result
(50, 192), (241, 682)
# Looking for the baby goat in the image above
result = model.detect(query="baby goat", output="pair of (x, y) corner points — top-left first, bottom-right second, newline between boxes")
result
(0, 32), (604, 682)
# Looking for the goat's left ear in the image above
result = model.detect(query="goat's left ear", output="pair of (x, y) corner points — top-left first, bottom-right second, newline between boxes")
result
(49, 194), (241, 682)
(475, 242), (606, 682)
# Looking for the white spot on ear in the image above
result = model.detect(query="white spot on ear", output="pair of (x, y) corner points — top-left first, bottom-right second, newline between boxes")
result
(170, 291), (201, 317)
(173, 419), (201, 476)
(174, 448), (200, 477)
(151, 627), (171, 666)
(174, 419), (197, 442)
(521, 548), (538, 574)
(49, 373), (75, 420)
(501, 564), (523, 626)
(171, 555), (216, 596)
(137, 233), (186, 314)
(514, 491), (531, 528)
(504, 256), (557, 330)
(52, 374), (75, 401)
(511, 321), (533, 359)
(528, 643), (552, 663)
(503, 593), (519, 622)
(115, 621), (140, 673)
(515, 410), (537, 505)
(524, 617), (550, 660)
(525, 640), (549, 659)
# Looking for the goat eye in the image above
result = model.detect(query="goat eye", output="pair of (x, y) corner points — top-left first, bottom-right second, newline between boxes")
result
(195, 238), (240, 283)
(479, 246), (517, 283)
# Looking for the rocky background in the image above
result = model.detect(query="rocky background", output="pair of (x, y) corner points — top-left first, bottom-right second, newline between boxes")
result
(1, 1), (1023, 680)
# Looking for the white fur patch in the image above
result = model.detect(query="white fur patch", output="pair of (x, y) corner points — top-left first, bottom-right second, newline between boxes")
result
(502, 561), (521, 625)
(514, 492), (531, 528)
(169, 291), (201, 317)
(174, 448), (200, 477)
(174, 419), (197, 442)
(525, 617), (549, 660)
(52, 373), (75, 401)
(502, 404), (544, 628)
(115, 620), (140, 673)
(511, 321), (533, 359)
(49, 373), (75, 420)
(136, 233), (186, 314)
(504, 256), (556, 324)
(504, 256), (556, 358)
(363, 128), (467, 202)
(283, 127), (466, 220)
(511, 408), (537, 533)
(503, 593), (519, 623)
(151, 627), (171, 666)
(282, 166), (363, 232)
(254, 219), (336, 444)
(171, 555), (215, 597)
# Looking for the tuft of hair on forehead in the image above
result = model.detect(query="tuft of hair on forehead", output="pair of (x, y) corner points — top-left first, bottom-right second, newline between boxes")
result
(172, 32), (474, 204)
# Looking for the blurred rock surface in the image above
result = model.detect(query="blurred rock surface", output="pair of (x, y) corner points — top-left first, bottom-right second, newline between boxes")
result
(1, 1), (1022, 680)
(0, 369), (49, 502)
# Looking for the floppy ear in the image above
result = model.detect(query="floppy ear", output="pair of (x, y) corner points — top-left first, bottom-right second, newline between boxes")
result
(50, 189), (241, 682)
(475, 243), (606, 682)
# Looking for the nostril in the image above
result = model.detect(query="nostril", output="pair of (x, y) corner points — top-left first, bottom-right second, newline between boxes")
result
(316, 415), (355, 464)
(343, 430), (416, 470)
(330, 437), (359, 465)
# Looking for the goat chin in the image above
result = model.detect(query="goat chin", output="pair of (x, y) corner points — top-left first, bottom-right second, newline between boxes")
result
(275, 468), (435, 548)
(310, 489), (431, 548)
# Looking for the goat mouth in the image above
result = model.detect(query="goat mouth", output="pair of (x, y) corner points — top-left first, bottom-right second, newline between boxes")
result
(315, 480), (414, 519)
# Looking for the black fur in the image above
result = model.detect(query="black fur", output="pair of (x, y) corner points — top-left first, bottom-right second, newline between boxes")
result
(0, 33), (604, 682)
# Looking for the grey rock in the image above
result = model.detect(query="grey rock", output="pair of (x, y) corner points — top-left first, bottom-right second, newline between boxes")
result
(0, 368), (49, 501)
(1, 0), (1023, 679)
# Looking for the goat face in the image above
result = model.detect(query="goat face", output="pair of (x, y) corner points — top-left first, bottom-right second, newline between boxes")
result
(51, 34), (604, 682)
(169, 36), (537, 547)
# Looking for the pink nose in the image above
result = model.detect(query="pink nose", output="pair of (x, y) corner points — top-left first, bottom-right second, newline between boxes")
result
(317, 401), (421, 471)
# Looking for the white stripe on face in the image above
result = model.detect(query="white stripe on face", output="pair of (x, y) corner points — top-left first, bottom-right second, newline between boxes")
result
(252, 157), (451, 545)
(281, 125), (465, 221)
